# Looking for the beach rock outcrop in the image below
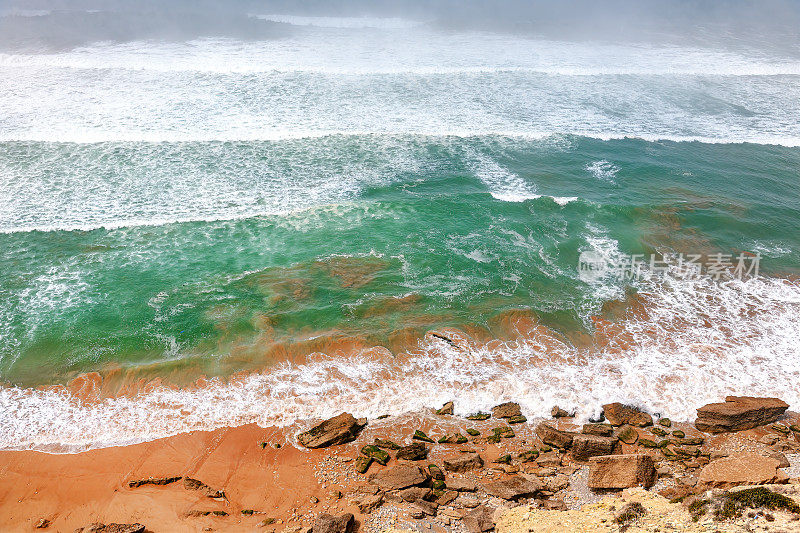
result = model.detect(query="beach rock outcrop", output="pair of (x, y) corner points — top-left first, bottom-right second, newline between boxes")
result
(297, 413), (365, 448)
(74, 524), (146, 533)
(694, 396), (789, 433)
(127, 475), (181, 488)
(602, 403), (653, 427)
(492, 402), (522, 419)
(588, 454), (657, 489)
(443, 452), (484, 472)
(698, 453), (788, 487)
(571, 434), (618, 461)
(312, 513), (354, 533)
(536, 422), (576, 449)
(482, 475), (542, 500)
(369, 464), (428, 490)
(183, 477), (224, 498)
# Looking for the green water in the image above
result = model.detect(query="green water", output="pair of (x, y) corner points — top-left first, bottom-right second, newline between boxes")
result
(2, 135), (799, 386)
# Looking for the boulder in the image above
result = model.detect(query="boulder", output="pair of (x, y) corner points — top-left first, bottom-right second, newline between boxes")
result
(369, 464), (428, 491)
(582, 423), (613, 437)
(463, 505), (495, 533)
(398, 486), (432, 502)
(312, 513), (354, 533)
(536, 423), (576, 449)
(588, 454), (657, 489)
(436, 401), (455, 415)
(615, 425), (639, 445)
(482, 475), (542, 500)
(297, 413), (365, 448)
(492, 402), (522, 419)
(443, 453), (484, 472)
(396, 442), (429, 461)
(694, 396), (789, 433)
(602, 403), (653, 427)
(698, 453), (788, 487)
(571, 434), (618, 461)
(353, 492), (383, 513)
(360, 445), (389, 465)
(551, 406), (572, 418)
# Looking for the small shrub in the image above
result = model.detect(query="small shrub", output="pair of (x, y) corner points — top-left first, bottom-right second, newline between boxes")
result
(614, 501), (647, 530)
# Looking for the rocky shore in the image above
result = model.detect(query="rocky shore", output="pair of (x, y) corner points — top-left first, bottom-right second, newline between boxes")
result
(3, 396), (800, 532)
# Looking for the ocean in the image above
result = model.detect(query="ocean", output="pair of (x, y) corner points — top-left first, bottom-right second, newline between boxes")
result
(1, 5), (799, 451)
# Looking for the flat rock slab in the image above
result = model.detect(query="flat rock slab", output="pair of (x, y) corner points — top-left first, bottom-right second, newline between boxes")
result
(492, 402), (522, 419)
(536, 422), (576, 449)
(588, 454), (657, 489)
(482, 475), (542, 500)
(369, 464), (428, 491)
(695, 396), (789, 433)
(297, 413), (365, 448)
(463, 505), (495, 533)
(396, 442), (428, 461)
(698, 453), (788, 487)
(602, 403), (653, 427)
(571, 434), (618, 461)
(443, 453), (484, 473)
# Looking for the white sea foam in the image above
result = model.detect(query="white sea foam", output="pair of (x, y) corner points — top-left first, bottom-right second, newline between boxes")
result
(585, 160), (620, 183)
(1, 30), (799, 147)
(1, 273), (799, 451)
(251, 14), (423, 29)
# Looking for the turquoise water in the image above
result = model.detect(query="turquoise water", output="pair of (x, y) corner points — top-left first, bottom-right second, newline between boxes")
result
(2, 136), (799, 386)
(1, 6), (800, 449)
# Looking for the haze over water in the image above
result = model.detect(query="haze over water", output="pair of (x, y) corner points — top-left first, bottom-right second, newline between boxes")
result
(1, 0), (800, 451)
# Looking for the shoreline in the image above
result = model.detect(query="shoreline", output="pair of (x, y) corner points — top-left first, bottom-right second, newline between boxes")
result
(2, 397), (800, 532)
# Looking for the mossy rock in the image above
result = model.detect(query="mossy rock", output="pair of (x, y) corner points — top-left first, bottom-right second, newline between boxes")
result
(466, 428), (480, 436)
(494, 454), (512, 464)
(650, 427), (667, 437)
(355, 456), (373, 473)
(377, 414), (390, 420)
(373, 438), (401, 450)
(672, 430), (685, 438)
(658, 418), (672, 427)
(466, 412), (491, 421)
(639, 438), (659, 448)
(259, 441), (268, 449)
(772, 424), (790, 434)
(658, 439), (671, 448)
(661, 447), (677, 459)
(540, 445), (552, 453)
(428, 464), (445, 480)
(617, 425), (639, 445)
(431, 479), (446, 490)
(241, 509), (254, 516)
(677, 437), (704, 446)
(437, 435), (449, 444)
(456, 435), (468, 444)
(492, 426), (515, 438)
(360, 445), (390, 465)
(487, 434), (501, 444)
(723, 487), (800, 516)
(518, 450), (539, 462)
(212, 511), (228, 517)
(508, 415), (527, 424)
(430, 488), (445, 499)
(413, 430), (434, 443)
